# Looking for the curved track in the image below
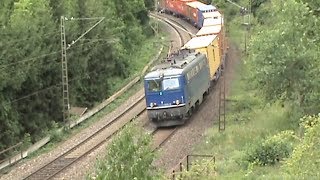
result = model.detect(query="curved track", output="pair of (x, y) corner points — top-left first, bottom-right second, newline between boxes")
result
(24, 97), (146, 180)
(150, 12), (193, 49)
(21, 13), (195, 180)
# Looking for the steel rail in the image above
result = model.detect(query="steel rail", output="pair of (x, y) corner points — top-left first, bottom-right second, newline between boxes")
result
(23, 13), (189, 180)
(23, 97), (145, 180)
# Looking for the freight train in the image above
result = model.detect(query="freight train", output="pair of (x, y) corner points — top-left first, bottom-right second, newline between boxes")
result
(157, 0), (219, 28)
(144, 0), (227, 127)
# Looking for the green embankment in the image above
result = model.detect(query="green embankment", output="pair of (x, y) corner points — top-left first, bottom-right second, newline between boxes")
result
(9, 31), (169, 167)
(183, 0), (320, 178)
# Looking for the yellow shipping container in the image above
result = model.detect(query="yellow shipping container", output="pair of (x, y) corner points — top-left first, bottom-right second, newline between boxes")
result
(183, 35), (221, 81)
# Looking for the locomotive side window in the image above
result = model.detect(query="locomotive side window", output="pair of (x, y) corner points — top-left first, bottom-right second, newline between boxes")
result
(148, 79), (161, 92)
(162, 78), (180, 90)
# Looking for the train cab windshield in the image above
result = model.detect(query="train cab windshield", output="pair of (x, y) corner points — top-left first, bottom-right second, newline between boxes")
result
(147, 77), (180, 92)
(162, 78), (180, 90)
(148, 79), (162, 92)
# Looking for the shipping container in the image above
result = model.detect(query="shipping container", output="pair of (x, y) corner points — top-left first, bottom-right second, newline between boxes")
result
(198, 4), (216, 13)
(196, 25), (225, 60)
(174, 0), (195, 16)
(196, 25), (221, 36)
(203, 11), (221, 19)
(179, 0), (196, 17)
(186, 1), (204, 27)
(183, 35), (221, 81)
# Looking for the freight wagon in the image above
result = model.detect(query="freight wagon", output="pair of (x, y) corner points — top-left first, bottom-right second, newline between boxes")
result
(183, 35), (222, 81)
(157, 0), (217, 28)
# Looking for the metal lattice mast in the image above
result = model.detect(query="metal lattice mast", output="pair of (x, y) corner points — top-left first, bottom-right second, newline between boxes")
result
(60, 16), (105, 125)
(60, 16), (70, 124)
(218, 75), (226, 131)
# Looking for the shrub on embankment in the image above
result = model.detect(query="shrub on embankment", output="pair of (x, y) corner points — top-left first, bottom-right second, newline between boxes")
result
(183, 0), (320, 179)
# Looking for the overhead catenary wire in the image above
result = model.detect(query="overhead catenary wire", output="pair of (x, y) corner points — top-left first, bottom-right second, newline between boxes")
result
(6, 64), (111, 105)
(3, 40), (111, 105)
(0, 30), (61, 46)
(0, 52), (60, 69)
(0, 39), (110, 70)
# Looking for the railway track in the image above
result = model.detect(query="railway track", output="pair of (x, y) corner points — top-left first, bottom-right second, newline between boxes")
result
(150, 12), (192, 47)
(158, 13), (195, 39)
(152, 127), (178, 151)
(24, 97), (146, 180)
(21, 14), (195, 180)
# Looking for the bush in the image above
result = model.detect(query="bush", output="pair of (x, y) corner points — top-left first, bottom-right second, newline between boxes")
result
(178, 159), (216, 180)
(245, 131), (297, 166)
(88, 122), (158, 180)
(284, 115), (320, 178)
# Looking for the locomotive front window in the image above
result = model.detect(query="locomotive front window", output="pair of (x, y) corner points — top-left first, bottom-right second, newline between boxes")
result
(148, 79), (161, 92)
(162, 78), (180, 91)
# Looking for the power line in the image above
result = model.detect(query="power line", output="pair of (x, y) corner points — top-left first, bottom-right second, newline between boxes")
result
(0, 52), (59, 69)
(0, 39), (108, 70)
(6, 60), (111, 105)
(1, 39), (109, 75)
(0, 30), (61, 46)
(4, 41), (111, 105)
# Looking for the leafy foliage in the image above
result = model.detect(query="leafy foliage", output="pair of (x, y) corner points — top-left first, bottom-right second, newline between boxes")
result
(245, 131), (297, 166)
(0, 0), (153, 152)
(284, 115), (320, 178)
(178, 159), (216, 180)
(89, 123), (158, 180)
(248, 0), (320, 113)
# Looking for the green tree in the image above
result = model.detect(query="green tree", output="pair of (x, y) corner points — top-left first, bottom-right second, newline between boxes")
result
(0, 0), (154, 150)
(284, 115), (320, 178)
(90, 123), (158, 179)
(298, 0), (320, 16)
(8, 0), (61, 137)
(248, 0), (320, 113)
(0, 0), (15, 26)
(144, 0), (155, 10)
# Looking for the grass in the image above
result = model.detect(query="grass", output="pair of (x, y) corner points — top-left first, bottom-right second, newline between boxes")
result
(191, 60), (297, 179)
(185, 17), (300, 179)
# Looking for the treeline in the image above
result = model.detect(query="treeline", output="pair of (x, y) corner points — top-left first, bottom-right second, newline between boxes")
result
(0, 0), (154, 153)
(210, 0), (320, 178)
(248, 0), (320, 115)
(147, 0), (319, 178)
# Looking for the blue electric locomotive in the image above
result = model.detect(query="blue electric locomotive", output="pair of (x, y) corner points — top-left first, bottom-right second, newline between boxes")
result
(144, 50), (210, 127)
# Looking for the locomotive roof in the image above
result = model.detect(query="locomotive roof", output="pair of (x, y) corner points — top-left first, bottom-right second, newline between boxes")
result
(196, 25), (221, 36)
(183, 35), (217, 49)
(144, 52), (203, 79)
(144, 68), (183, 79)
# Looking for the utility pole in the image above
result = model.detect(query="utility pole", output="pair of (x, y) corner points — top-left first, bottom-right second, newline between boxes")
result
(60, 16), (105, 125)
(226, 0), (251, 53)
(60, 16), (69, 124)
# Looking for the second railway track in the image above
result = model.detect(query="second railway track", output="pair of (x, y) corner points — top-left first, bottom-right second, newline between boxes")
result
(24, 96), (146, 180)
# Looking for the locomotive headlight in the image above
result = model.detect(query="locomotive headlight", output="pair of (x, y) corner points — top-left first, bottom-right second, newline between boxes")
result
(150, 102), (157, 107)
(175, 100), (180, 105)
